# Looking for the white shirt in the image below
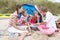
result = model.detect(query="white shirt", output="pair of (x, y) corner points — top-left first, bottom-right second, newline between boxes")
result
(44, 11), (57, 30)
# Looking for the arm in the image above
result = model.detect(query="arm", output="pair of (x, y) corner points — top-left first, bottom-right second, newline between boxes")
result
(36, 15), (40, 25)
(28, 16), (32, 22)
(37, 15), (46, 25)
(40, 16), (47, 25)
(41, 22), (46, 25)
(27, 22), (32, 33)
(12, 17), (21, 30)
(37, 15), (40, 23)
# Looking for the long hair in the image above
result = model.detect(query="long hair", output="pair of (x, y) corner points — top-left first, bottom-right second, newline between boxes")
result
(16, 4), (22, 14)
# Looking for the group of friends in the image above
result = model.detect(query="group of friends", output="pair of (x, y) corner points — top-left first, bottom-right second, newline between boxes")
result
(8, 4), (58, 40)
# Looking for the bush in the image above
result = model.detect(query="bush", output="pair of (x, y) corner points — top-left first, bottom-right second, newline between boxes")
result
(0, 0), (60, 15)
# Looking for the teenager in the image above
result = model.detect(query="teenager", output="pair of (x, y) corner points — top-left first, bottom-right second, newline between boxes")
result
(8, 4), (31, 40)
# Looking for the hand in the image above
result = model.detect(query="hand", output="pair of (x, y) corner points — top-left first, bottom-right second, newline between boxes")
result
(41, 22), (46, 25)
(20, 28), (26, 31)
(36, 23), (40, 26)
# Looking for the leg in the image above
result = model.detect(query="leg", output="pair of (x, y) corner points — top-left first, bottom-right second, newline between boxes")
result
(19, 32), (27, 40)
(37, 25), (55, 35)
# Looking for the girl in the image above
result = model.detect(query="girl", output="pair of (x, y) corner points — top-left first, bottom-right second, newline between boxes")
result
(8, 4), (31, 40)
(37, 7), (58, 36)
(28, 11), (40, 30)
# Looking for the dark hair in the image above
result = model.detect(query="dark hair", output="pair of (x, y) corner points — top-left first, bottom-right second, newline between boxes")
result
(41, 7), (48, 12)
(16, 4), (22, 13)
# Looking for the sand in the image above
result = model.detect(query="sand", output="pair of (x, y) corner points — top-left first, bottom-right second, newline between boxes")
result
(0, 19), (60, 40)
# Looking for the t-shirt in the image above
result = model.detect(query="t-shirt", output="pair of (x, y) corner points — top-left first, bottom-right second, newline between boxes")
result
(30, 16), (37, 24)
(44, 11), (57, 30)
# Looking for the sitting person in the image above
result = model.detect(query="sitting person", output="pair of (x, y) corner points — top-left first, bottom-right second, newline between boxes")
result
(28, 11), (40, 30)
(30, 11), (40, 24)
(19, 10), (32, 33)
(37, 7), (58, 36)
(8, 4), (31, 40)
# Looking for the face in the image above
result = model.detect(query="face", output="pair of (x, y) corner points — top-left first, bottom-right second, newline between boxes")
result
(18, 8), (23, 14)
(42, 12), (46, 17)
(34, 11), (38, 17)
(22, 11), (27, 16)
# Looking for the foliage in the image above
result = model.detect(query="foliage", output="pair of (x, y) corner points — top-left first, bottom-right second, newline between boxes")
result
(0, 0), (60, 15)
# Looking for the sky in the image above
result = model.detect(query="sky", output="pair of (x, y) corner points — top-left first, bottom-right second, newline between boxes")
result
(48, 0), (60, 2)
